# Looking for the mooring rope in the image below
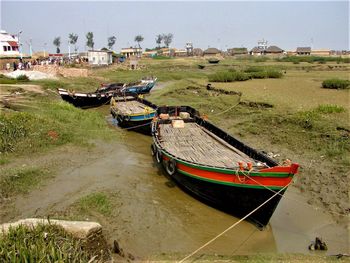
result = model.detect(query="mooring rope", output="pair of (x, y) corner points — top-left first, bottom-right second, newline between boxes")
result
(241, 171), (347, 217)
(177, 184), (290, 263)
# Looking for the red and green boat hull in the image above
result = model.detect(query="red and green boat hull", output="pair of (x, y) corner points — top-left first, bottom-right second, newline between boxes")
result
(159, 152), (296, 228)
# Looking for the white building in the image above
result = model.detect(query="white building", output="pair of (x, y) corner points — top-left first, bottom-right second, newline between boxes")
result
(88, 50), (113, 65)
(120, 47), (142, 58)
(0, 30), (20, 57)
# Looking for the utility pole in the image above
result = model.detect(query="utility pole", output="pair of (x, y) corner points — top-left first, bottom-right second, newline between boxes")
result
(18, 31), (23, 59)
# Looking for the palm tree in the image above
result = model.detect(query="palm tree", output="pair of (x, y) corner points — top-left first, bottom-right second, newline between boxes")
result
(108, 36), (116, 50)
(163, 33), (173, 48)
(156, 34), (163, 48)
(68, 33), (78, 53)
(134, 35), (144, 48)
(53, 37), (61, 53)
(86, 32), (94, 50)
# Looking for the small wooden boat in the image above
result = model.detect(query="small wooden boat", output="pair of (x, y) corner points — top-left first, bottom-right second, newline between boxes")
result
(110, 95), (157, 134)
(208, 58), (220, 64)
(151, 106), (299, 228)
(58, 77), (157, 109)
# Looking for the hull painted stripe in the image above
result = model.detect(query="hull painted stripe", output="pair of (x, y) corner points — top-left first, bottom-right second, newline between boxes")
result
(177, 163), (292, 189)
(162, 151), (292, 178)
(177, 167), (287, 190)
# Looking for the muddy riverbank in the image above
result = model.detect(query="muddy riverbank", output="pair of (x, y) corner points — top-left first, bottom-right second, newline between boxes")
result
(0, 111), (348, 260)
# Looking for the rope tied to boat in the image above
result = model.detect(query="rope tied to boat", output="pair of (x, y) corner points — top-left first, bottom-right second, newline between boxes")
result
(177, 183), (291, 263)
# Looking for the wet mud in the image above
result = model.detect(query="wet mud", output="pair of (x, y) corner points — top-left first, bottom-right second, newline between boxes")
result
(0, 110), (348, 258)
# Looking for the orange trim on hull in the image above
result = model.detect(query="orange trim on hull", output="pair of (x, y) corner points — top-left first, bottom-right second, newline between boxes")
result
(177, 163), (292, 187)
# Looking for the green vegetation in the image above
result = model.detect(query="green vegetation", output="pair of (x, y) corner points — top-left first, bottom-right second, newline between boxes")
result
(315, 104), (346, 114)
(0, 167), (49, 199)
(15, 74), (30, 82)
(208, 71), (251, 82)
(0, 224), (91, 262)
(208, 68), (283, 82)
(322, 78), (350, 89)
(276, 55), (350, 64)
(0, 101), (118, 155)
(0, 74), (30, 84)
(77, 192), (112, 216)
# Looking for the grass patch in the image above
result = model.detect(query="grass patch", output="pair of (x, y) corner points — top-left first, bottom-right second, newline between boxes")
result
(315, 104), (346, 114)
(77, 192), (112, 216)
(322, 78), (350, 89)
(208, 71), (251, 82)
(208, 69), (282, 82)
(0, 224), (92, 262)
(0, 100), (119, 155)
(0, 74), (30, 84)
(0, 167), (49, 199)
(276, 55), (349, 64)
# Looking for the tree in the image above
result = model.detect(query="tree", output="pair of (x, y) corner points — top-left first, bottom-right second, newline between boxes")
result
(68, 33), (78, 52)
(134, 35), (144, 48)
(53, 37), (61, 53)
(86, 32), (94, 50)
(156, 34), (163, 48)
(162, 33), (173, 48)
(108, 36), (116, 50)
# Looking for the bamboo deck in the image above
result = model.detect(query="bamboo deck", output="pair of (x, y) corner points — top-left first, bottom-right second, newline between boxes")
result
(112, 99), (153, 115)
(159, 122), (257, 168)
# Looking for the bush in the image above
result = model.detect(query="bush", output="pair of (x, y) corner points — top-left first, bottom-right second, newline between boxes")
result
(249, 71), (268, 79)
(276, 56), (349, 64)
(322, 79), (350, 89)
(208, 71), (250, 82)
(265, 70), (283, 78)
(16, 74), (30, 81)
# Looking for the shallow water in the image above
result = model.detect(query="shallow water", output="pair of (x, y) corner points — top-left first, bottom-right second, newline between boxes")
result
(3, 107), (348, 258)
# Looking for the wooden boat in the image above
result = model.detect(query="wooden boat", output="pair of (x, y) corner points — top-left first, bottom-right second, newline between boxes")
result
(208, 58), (220, 64)
(110, 95), (157, 134)
(58, 77), (157, 109)
(151, 106), (299, 228)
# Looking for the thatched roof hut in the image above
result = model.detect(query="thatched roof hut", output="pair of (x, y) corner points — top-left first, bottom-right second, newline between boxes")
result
(265, 46), (284, 53)
(203, 48), (221, 55)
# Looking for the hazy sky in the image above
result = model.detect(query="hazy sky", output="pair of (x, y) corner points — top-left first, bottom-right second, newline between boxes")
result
(1, 1), (349, 54)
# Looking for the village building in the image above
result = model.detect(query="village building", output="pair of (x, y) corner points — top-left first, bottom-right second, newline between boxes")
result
(88, 50), (113, 65)
(227, 47), (248, 56)
(311, 49), (331, 56)
(193, 48), (203, 56)
(203, 47), (221, 57)
(174, 49), (188, 57)
(120, 47), (142, 58)
(0, 30), (20, 57)
(265, 45), (284, 55)
(250, 39), (268, 56)
(296, 47), (311, 56)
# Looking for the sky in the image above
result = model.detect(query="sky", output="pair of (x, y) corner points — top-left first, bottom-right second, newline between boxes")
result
(1, 1), (349, 54)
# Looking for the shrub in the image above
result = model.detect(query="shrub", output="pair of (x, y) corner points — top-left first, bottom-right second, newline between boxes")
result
(265, 70), (283, 78)
(16, 74), (30, 81)
(249, 71), (268, 79)
(244, 66), (264, 73)
(322, 79), (350, 89)
(208, 71), (250, 82)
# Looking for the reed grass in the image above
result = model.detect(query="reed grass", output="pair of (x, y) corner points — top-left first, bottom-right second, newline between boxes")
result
(0, 224), (90, 262)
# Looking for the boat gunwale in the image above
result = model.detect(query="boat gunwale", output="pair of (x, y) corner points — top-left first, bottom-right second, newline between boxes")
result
(152, 106), (296, 178)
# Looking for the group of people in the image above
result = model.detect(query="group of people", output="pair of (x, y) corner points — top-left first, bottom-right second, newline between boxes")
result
(5, 56), (89, 71)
